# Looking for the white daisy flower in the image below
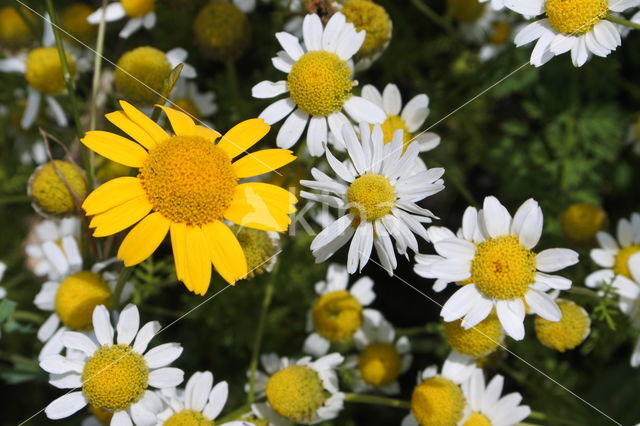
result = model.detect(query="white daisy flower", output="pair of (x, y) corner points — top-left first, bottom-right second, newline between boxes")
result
(252, 13), (386, 156)
(251, 352), (345, 425)
(169, 79), (217, 123)
(234, 0), (258, 13)
(509, 0), (640, 67)
(87, 0), (156, 39)
(345, 313), (411, 395)
(481, 0), (507, 10)
(301, 123), (444, 275)
(621, 253), (640, 367)
(25, 218), (82, 281)
(428, 196), (579, 340)
(304, 264), (378, 356)
(459, 368), (531, 425)
(361, 83), (441, 152)
(41, 304), (184, 425)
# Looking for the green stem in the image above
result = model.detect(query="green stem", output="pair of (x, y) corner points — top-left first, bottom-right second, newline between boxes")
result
(111, 267), (133, 309)
(13, 4), (39, 39)
(409, 0), (456, 35)
(226, 60), (241, 121)
(344, 393), (411, 409)
(567, 287), (600, 299)
(0, 351), (39, 368)
(89, 0), (108, 133)
(12, 310), (45, 324)
(0, 195), (31, 206)
(217, 403), (252, 423)
(607, 14), (640, 30)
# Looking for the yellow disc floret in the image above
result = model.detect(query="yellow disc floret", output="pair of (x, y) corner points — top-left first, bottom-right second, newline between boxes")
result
(115, 46), (171, 106)
(470, 235), (536, 300)
(341, 0), (392, 56)
(25, 47), (76, 95)
(193, 2), (250, 62)
(447, 0), (486, 23)
(535, 300), (590, 352)
(380, 115), (411, 146)
(358, 343), (402, 387)
(561, 202), (607, 244)
(312, 290), (363, 342)
(613, 245), (640, 279)
(139, 135), (237, 226)
(55, 271), (111, 330)
(489, 20), (511, 45)
(265, 365), (327, 424)
(61, 4), (97, 44)
(163, 409), (212, 426)
(411, 376), (465, 426)
(121, 0), (155, 17)
(546, 0), (608, 35)
(287, 51), (353, 117)
(29, 160), (88, 216)
(82, 344), (149, 411)
(443, 314), (503, 358)
(0, 6), (36, 50)
(233, 227), (277, 279)
(463, 412), (492, 426)
(89, 404), (114, 425)
(347, 174), (395, 222)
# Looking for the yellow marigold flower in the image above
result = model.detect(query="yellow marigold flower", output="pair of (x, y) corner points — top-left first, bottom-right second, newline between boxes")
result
(81, 102), (298, 295)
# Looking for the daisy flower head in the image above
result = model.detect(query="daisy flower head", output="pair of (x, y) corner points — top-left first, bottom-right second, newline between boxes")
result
(622, 252), (640, 367)
(0, 6), (36, 50)
(233, 226), (281, 279)
(25, 218), (82, 280)
(41, 304), (184, 423)
(301, 123), (444, 274)
(429, 196), (579, 340)
(193, 1), (251, 62)
(81, 102), (297, 295)
(509, 0), (639, 67)
(87, 0), (156, 39)
(561, 202), (607, 245)
(304, 264), (377, 356)
(443, 312), (504, 359)
(28, 160), (88, 218)
(251, 353), (345, 424)
(534, 299), (591, 352)
(252, 12), (386, 156)
(480, 0), (507, 10)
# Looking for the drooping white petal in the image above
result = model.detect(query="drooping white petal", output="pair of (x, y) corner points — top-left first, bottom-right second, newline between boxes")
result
(536, 248), (579, 272)
(496, 299), (525, 340)
(45, 392), (87, 420)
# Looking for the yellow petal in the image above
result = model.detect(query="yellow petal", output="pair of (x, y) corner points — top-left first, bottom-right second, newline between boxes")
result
(89, 197), (153, 237)
(193, 125), (221, 142)
(217, 118), (270, 159)
(119, 100), (169, 143)
(185, 226), (212, 295)
(83, 177), (145, 216)
(158, 105), (196, 136)
(202, 221), (247, 284)
(106, 111), (157, 150)
(232, 149), (296, 178)
(81, 131), (148, 168)
(224, 183), (297, 232)
(170, 222), (190, 290)
(117, 212), (170, 266)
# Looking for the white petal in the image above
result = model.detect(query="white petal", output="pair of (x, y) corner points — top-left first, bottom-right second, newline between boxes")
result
(40, 354), (84, 374)
(130, 401), (157, 426)
(361, 84), (382, 107)
(335, 25), (365, 60)
(434, 238), (476, 260)
(21, 88), (41, 130)
(276, 108), (309, 149)
(92, 305), (114, 346)
(186, 371), (213, 411)
(303, 333), (331, 357)
(525, 288), (561, 321)
(0, 57), (26, 73)
(38, 314), (60, 342)
(461, 296), (494, 328)
(252, 81), (288, 99)
(585, 269), (614, 288)
(430, 259), (472, 282)
(119, 18), (143, 39)
(504, 0), (545, 16)
(535, 272), (571, 290)
(62, 331), (98, 356)
(275, 32), (304, 61)
(382, 84), (402, 116)
(496, 299), (525, 340)
(514, 20), (548, 47)
(590, 248), (615, 267)
(259, 97), (296, 124)
(303, 14), (323, 51)
(327, 111), (351, 147)
(203, 381), (229, 419)
(87, 3), (126, 24)
(133, 321), (161, 353)
(116, 304), (140, 345)
(596, 231), (618, 251)
(343, 96), (386, 124)
(441, 284), (481, 321)
(482, 196), (512, 238)
(144, 342), (183, 368)
(350, 276), (375, 305)
(536, 248), (579, 272)
(45, 392), (87, 419)
(307, 116), (328, 157)
(148, 367), (184, 388)
(111, 411), (133, 426)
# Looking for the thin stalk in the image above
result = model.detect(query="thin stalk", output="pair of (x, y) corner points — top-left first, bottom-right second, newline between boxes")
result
(607, 14), (640, 30)
(217, 403), (252, 423)
(13, 310), (45, 324)
(567, 287), (601, 299)
(409, 0), (456, 35)
(89, 0), (108, 132)
(344, 393), (411, 409)
(226, 60), (241, 121)
(111, 267), (133, 309)
(0, 195), (31, 205)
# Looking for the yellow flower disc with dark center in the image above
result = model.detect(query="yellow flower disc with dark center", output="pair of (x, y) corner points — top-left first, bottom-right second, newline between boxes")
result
(447, 0), (486, 23)
(174, 98), (202, 121)
(613, 245), (640, 279)
(61, 4), (97, 44)
(358, 343), (402, 387)
(347, 174), (395, 222)
(115, 46), (171, 106)
(0, 6), (36, 50)
(287, 51), (353, 117)
(121, 0), (155, 17)
(561, 202), (607, 244)
(233, 226), (277, 278)
(379, 115), (411, 147)
(471, 235), (536, 300)
(164, 409), (212, 426)
(25, 47), (76, 95)
(266, 365), (327, 423)
(463, 412), (492, 426)
(89, 404), (114, 425)
(29, 160), (88, 216)
(535, 300), (591, 352)
(312, 290), (363, 342)
(193, 2), (250, 62)
(443, 314), (503, 357)
(82, 344), (149, 411)
(411, 376), (465, 426)
(139, 135), (237, 226)
(489, 21), (511, 45)
(341, 0), (392, 56)
(546, 0), (608, 35)
(55, 271), (111, 330)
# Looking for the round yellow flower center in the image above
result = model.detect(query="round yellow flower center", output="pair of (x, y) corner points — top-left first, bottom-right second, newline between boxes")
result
(561, 202), (607, 244)
(233, 227), (277, 279)
(470, 236), (536, 300)
(411, 376), (465, 426)
(380, 115), (411, 147)
(358, 342), (402, 387)
(463, 412), (492, 426)
(89, 404), (114, 425)
(239, 416), (268, 426)
(0, 6), (35, 50)
(347, 174), (395, 222)
(55, 271), (111, 330)
(121, 0), (155, 17)
(164, 409), (213, 426)
(447, 0), (486, 23)
(82, 344), (149, 411)
(25, 47), (76, 95)
(443, 314), (503, 357)
(546, 0), (608, 35)
(341, 0), (392, 56)
(265, 365), (327, 423)
(115, 46), (171, 106)
(613, 245), (640, 279)
(139, 135), (237, 226)
(174, 98), (202, 121)
(61, 4), (97, 44)
(29, 160), (88, 216)
(287, 51), (353, 117)
(193, 2), (250, 62)
(488, 20), (511, 45)
(312, 290), (363, 341)
(535, 300), (590, 352)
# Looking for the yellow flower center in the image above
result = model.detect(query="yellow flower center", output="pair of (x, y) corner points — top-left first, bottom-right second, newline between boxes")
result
(265, 365), (327, 423)
(233, 226), (277, 279)
(379, 115), (411, 147)
(347, 174), (395, 222)
(561, 202), (607, 244)
(29, 160), (88, 216)
(193, 2), (250, 61)
(463, 412), (492, 426)
(470, 236), (536, 300)
(174, 98), (202, 121)
(121, 0), (155, 17)
(0, 6), (36, 50)
(447, 0), (486, 23)
(546, 0), (608, 35)
(61, 4), (97, 44)
(535, 300), (590, 352)
(358, 342), (402, 387)
(89, 404), (114, 425)
(25, 47), (76, 95)
(613, 245), (640, 279)
(139, 135), (237, 226)
(55, 271), (111, 330)
(341, 0), (392, 56)
(287, 51), (353, 117)
(164, 409), (212, 426)
(312, 290), (363, 341)
(82, 344), (149, 411)
(443, 314), (503, 357)
(411, 376), (465, 426)
(115, 46), (171, 106)
(488, 20), (511, 45)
